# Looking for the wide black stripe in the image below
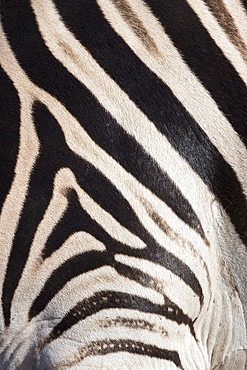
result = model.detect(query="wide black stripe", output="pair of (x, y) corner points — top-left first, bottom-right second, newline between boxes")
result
(3, 101), (154, 326)
(0, 67), (20, 212)
(0, 101), (127, 325)
(145, 0), (247, 142)
(142, 0), (247, 246)
(32, 103), (203, 279)
(0, 103), (196, 323)
(1, 0), (205, 240)
(33, 103), (152, 256)
(51, 0), (247, 247)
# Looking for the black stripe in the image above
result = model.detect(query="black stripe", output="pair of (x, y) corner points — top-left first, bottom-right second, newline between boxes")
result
(235, 0), (247, 14)
(2, 100), (140, 326)
(30, 234), (198, 334)
(114, 262), (196, 336)
(115, 249), (203, 304)
(45, 291), (190, 356)
(54, 339), (183, 369)
(33, 103), (152, 257)
(0, 67), (20, 212)
(29, 188), (203, 320)
(144, 0), (247, 142)
(51, 0), (247, 247)
(1, 0), (205, 240)
(142, 0), (247, 246)
(29, 251), (108, 320)
(2, 101), (151, 326)
(3, 100), (203, 326)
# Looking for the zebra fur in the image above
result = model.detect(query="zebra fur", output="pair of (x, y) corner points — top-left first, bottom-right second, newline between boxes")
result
(0, 0), (247, 368)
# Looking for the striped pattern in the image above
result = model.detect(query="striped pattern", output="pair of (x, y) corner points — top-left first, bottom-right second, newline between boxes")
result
(0, 0), (247, 368)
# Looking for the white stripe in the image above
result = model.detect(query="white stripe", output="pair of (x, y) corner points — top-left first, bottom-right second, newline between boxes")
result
(221, 0), (247, 44)
(97, 0), (247, 200)
(186, 0), (247, 78)
(0, 23), (212, 250)
(30, 0), (216, 234)
(114, 253), (201, 319)
(0, 91), (39, 333)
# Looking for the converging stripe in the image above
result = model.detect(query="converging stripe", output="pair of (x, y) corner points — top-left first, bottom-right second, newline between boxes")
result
(1, 0), (247, 368)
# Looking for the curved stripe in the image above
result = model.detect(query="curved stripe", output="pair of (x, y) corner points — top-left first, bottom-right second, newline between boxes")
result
(28, 191), (203, 319)
(114, 261), (198, 330)
(98, 316), (168, 335)
(2, 96), (205, 326)
(1, 2), (205, 240)
(114, 258), (202, 311)
(29, 251), (107, 320)
(54, 339), (184, 369)
(48, 0), (247, 247)
(29, 187), (203, 320)
(43, 291), (193, 351)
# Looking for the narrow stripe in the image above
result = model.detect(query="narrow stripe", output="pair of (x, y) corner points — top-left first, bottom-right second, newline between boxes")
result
(114, 261), (197, 333)
(55, 339), (184, 369)
(29, 190), (203, 319)
(50, 0), (247, 247)
(141, 201), (211, 284)
(115, 254), (203, 306)
(1, 1), (205, 239)
(29, 246), (203, 321)
(98, 316), (168, 335)
(44, 291), (192, 351)
(29, 251), (108, 320)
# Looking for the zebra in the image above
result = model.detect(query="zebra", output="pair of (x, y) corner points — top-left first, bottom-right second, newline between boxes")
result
(0, 0), (247, 368)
